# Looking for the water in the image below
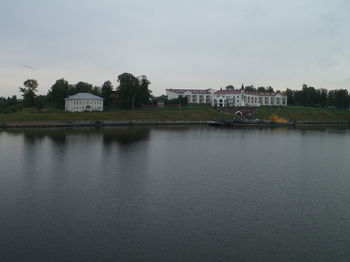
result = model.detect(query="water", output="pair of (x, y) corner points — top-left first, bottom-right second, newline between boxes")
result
(1, 126), (350, 262)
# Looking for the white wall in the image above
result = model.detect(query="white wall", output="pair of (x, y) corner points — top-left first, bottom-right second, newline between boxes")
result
(166, 90), (180, 100)
(65, 99), (103, 112)
(168, 89), (287, 107)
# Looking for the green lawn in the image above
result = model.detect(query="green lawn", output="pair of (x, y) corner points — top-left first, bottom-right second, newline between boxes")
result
(1, 105), (349, 123)
(252, 106), (350, 121)
(0, 105), (222, 122)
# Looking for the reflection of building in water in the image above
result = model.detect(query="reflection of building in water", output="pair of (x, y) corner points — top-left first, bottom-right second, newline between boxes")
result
(65, 93), (104, 112)
(166, 85), (287, 107)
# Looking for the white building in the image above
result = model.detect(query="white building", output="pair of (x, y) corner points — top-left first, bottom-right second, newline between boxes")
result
(65, 93), (104, 112)
(166, 89), (216, 104)
(166, 86), (287, 107)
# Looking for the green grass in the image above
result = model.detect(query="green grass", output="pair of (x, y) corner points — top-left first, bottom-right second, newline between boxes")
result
(252, 106), (350, 121)
(2, 105), (349, 123)
(0, 105), (222, 122)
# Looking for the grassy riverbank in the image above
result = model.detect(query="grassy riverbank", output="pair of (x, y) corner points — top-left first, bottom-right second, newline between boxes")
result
(0, 105), (222, 122)
(1, 105), (349, 123)
(252, 106), (350, 121)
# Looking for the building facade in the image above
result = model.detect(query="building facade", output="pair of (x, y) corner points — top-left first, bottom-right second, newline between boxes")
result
(166, 89), (216, 104)
(166, 86), (287, 107)
(65, 93), (104, 112)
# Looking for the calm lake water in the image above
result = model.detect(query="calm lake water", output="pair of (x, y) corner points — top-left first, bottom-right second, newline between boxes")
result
(1, 126), (350, 262)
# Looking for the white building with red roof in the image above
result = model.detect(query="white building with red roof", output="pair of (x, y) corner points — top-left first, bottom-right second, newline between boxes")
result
(166, 89), (216, 104)
(166, 85), (287, 107)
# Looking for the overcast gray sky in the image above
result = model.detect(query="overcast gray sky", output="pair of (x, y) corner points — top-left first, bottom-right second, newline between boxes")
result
(1, 0), (349, 97)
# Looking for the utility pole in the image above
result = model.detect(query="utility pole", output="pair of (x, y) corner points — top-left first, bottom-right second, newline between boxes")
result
(132, 95), (135, 110)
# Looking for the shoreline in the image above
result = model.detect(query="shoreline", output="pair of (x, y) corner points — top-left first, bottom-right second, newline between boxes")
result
(0, 120), (213, 128)
(1, 120), (350, 129)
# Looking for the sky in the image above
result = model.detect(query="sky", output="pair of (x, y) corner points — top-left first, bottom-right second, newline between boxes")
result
(1, 0), (350, 97)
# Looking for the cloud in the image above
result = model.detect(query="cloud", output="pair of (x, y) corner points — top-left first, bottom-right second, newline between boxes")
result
(0, 0), (349, 97)
(20, 64), (35, 70)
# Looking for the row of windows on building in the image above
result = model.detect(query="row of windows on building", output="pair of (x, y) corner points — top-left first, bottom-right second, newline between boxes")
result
(178, 95), (211, 102)
(72, 100), (102, 105)
(213, 97), (286, 105)
(71, 106), (102, 110)
(215, 95), (285, 103)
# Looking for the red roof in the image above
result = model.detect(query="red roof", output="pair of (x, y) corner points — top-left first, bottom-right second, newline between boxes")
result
(214, 90), (241, 95)
(166, 89), (211, 94)
(244, 92), (276, 96)
(214, 90), (285, 96)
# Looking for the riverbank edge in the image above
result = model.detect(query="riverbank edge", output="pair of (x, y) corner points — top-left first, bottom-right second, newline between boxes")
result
(1, 120), (350, 128)
(0, 120), (213, 128)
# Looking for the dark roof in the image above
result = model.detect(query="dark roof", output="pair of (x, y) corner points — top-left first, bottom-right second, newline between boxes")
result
(65, 93), (103, 100)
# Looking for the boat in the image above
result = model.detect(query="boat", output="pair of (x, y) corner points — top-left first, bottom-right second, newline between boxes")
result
(209, 119), (293, 127)
(209, 114), (294, 127)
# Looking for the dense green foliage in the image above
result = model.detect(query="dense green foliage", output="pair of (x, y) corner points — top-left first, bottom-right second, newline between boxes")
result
(101, 81), (115, 108)
(244, 85), (274, 93)
(47, 79), (71, 109)
(286, 84), (350, 109)
(19, 79), (38, 107)
(2, 78), (349, 118)
(116, 73), (152, 109)
(3, 73), (152, 112)
(0, 96), (21, 113)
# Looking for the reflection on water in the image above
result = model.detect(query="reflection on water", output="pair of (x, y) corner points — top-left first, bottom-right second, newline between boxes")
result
(0, 126), (350, 262)
(2, 127), (151, 146)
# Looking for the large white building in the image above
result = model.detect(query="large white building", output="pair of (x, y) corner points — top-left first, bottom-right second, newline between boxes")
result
(166, 89), (217, 104)
(166, 86), (287, 107)
(65, 93), (104, 112)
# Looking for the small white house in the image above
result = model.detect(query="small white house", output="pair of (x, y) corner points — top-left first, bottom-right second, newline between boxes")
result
(65, 93), (104, 112)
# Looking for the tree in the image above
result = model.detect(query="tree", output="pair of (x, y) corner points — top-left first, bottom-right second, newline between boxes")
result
(301, 84), (318, 106)
(226, 85), (235, 90)
(138, 75), (152, 105)
(285, 88), (294, 105)
(319, 88), (328, 107)
(47, 79), (71, 109)
(35, 95), (48, 109)
(92, 86), (102, 96)
(257, 86), (267, 92)
(116, 73), (147, 109)
(73, 81), (94, 94)
(19, 79), (38, 107)
(244, 85), (257, 92)
(101, 80), (114, 107)
(334, 89), (349, 108)
(266, 86), (274, 93)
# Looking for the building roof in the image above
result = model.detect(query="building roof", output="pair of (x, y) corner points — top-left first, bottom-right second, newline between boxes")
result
(166, 89), (211, 94)
(167, 88), (287, 97)
(214, 90), (241, 95)
(214, 90), (286, 97)
(65, 93), (103, 100)
(245, 92), (276, 96)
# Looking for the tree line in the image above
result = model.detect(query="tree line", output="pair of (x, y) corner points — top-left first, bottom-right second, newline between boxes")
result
(225, 84), (349, 109)
(225, 85), (275, 93)
(286, 84), (350, 109)
(0, 73), (152, 113)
